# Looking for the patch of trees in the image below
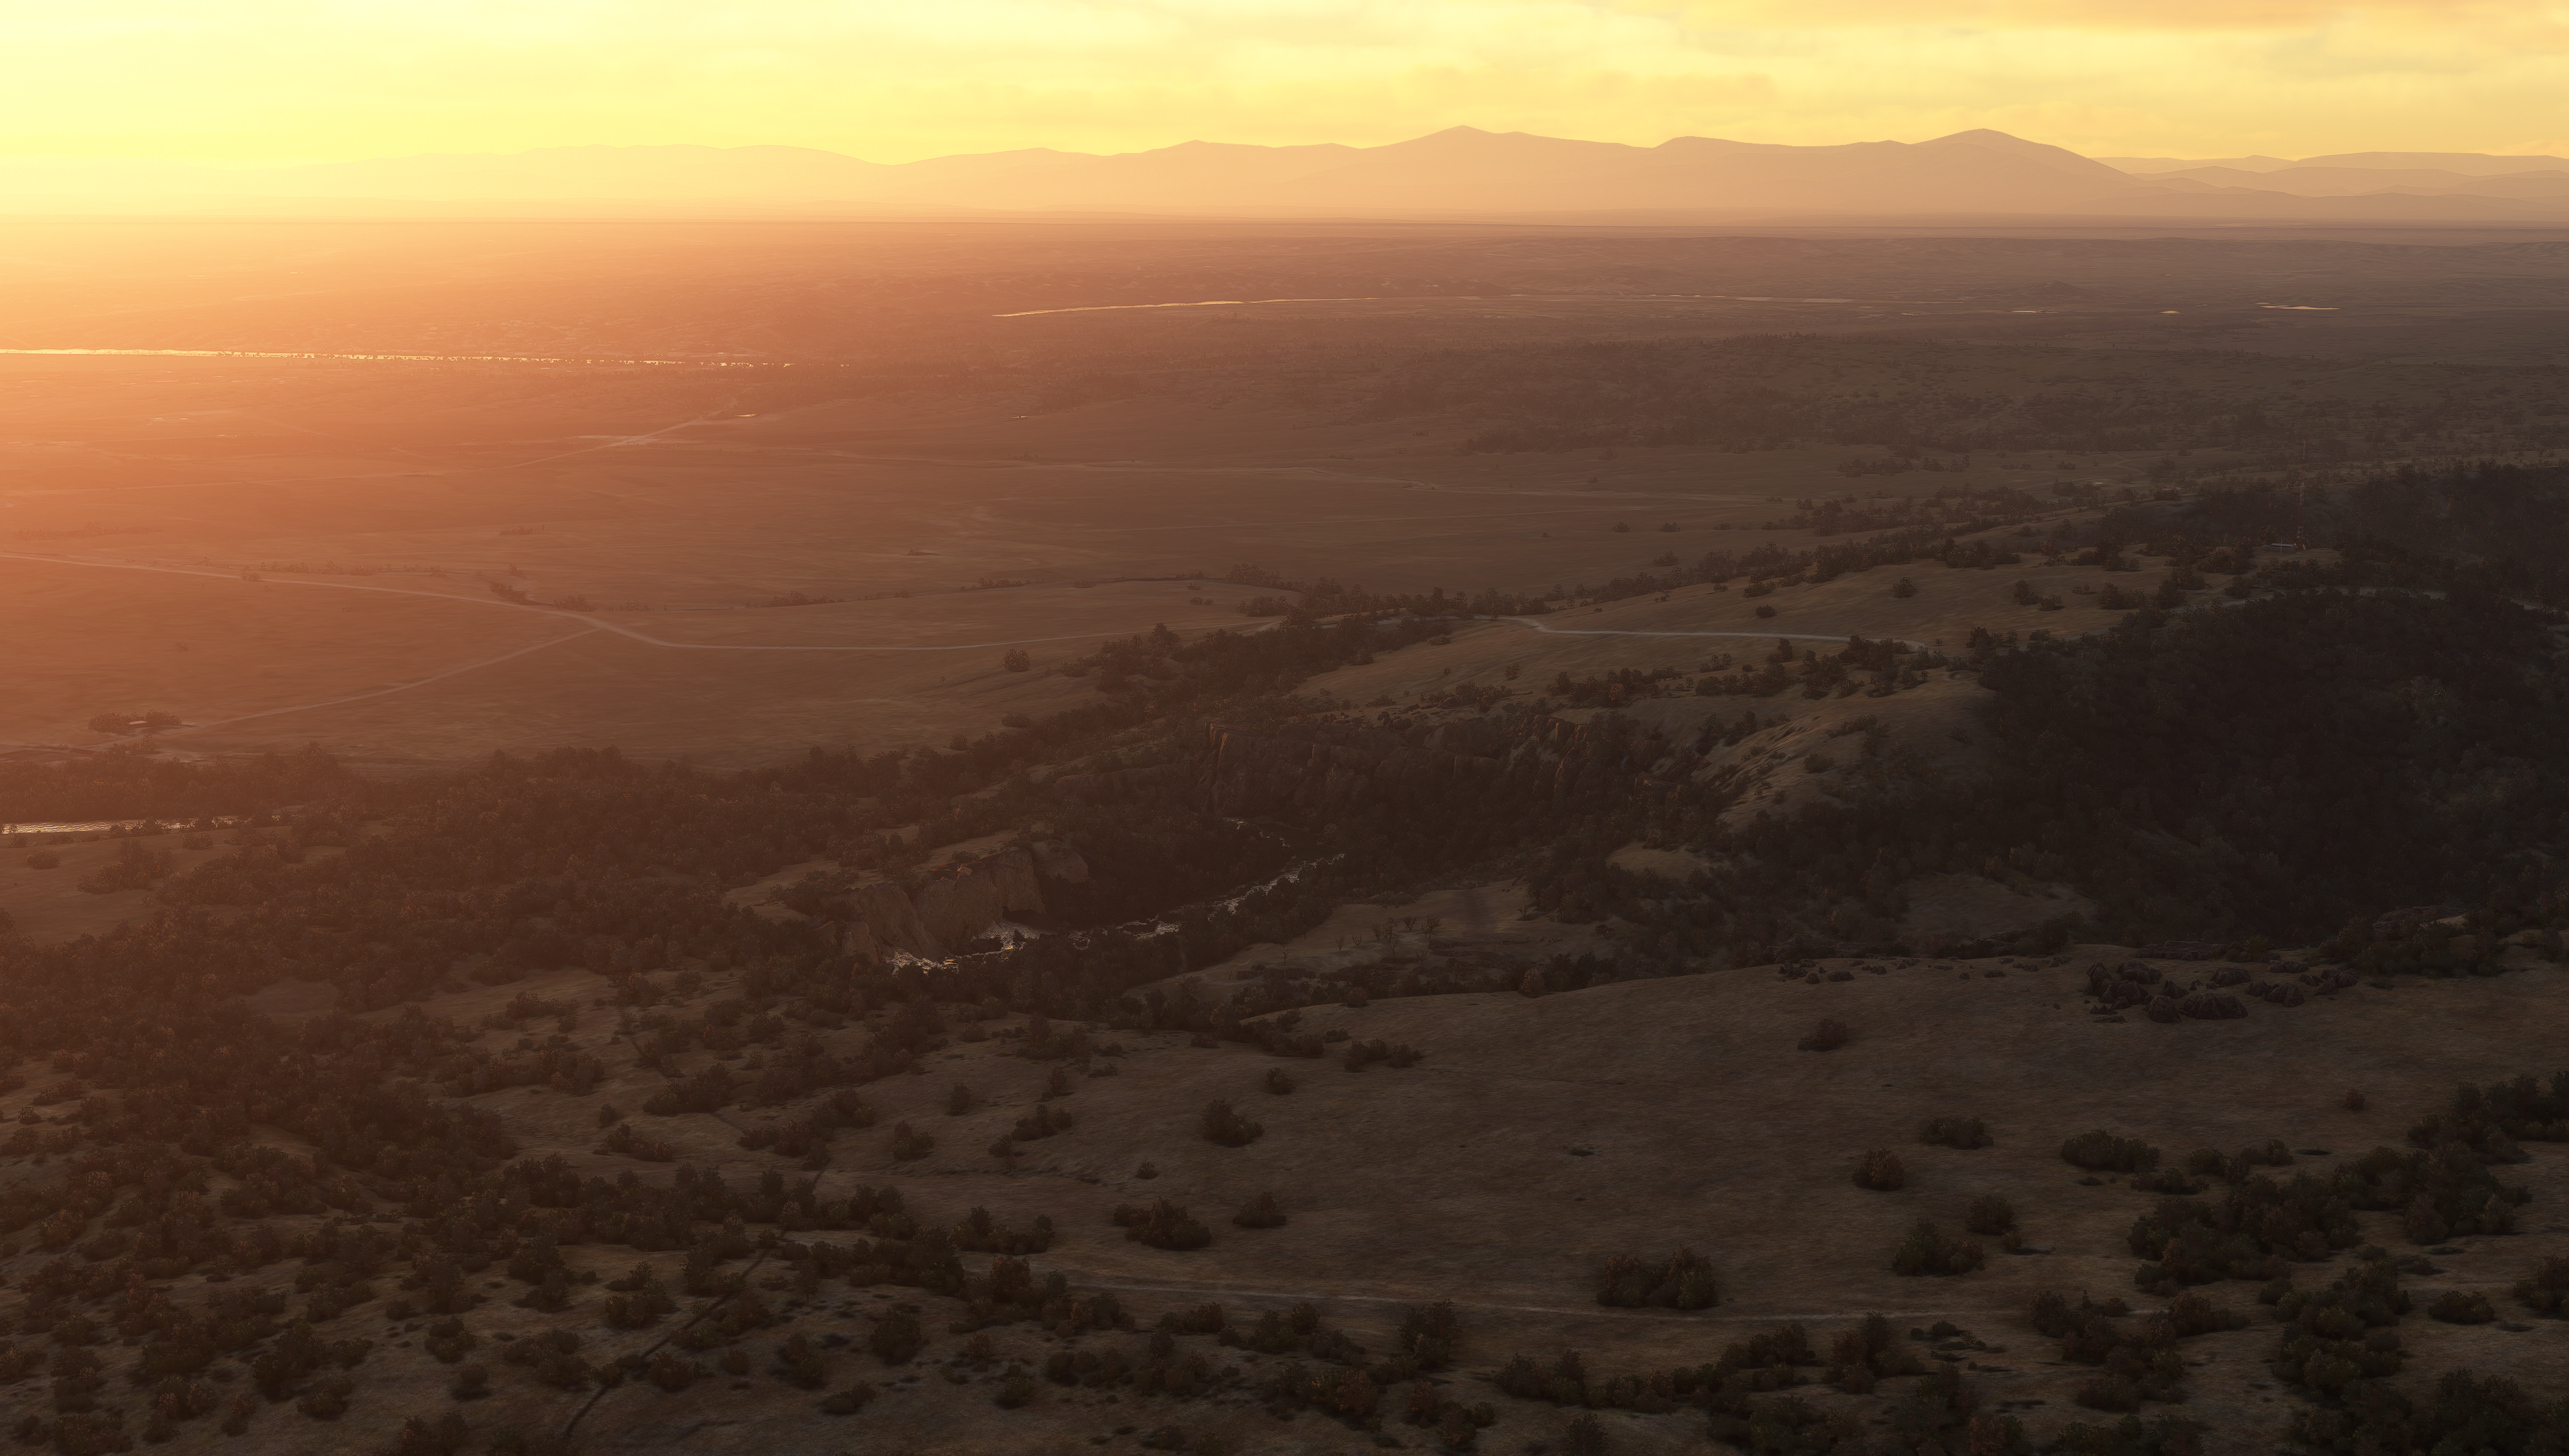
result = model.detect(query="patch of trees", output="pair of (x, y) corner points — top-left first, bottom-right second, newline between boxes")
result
(2408, 1072), (2569, 1153)
(2030, 1288), (2243, 1416)
(2272, 1248), (2412, 1401)
(2291, 1368), (2569, 1454)
(1496, 1331), (2017, 1456)
(1521, 586), (2569, 963)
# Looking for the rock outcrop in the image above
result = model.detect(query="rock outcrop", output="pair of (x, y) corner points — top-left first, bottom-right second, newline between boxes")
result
(837, 840), (1087, 963)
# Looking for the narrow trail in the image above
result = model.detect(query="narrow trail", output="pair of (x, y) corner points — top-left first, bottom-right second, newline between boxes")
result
(1054, 1272), (2025, 1328)
(5, 547), (1268, 739)
(0, 549), (1251, 651)
(165, 628), (603, 737)
(1494, 615), (1932, 650)
(0, 400), (738, 497)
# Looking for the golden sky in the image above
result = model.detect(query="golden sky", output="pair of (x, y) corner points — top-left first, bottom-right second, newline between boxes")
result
(6, 0), (2565, 164)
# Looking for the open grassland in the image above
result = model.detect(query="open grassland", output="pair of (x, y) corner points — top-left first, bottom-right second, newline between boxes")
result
(2, 351), (2128, 770)
(0, 557), (574, 744)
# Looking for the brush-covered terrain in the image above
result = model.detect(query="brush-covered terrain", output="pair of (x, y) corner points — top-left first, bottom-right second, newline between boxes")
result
(6, 455), (2569, 1456)
(12, 219), (2569, 1456)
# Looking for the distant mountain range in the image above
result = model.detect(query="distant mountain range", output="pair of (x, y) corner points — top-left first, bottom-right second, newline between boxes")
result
(11, 129), (2569, 220)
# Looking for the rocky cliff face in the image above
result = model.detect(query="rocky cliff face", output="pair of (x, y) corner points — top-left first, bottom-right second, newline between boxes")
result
(838, 841), (1089, 964)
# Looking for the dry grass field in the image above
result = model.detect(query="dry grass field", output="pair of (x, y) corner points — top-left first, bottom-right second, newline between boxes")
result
(1, 346), (2177, 770)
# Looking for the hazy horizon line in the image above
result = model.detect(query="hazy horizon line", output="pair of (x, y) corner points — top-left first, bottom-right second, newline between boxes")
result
(8, 126), (2568, 172)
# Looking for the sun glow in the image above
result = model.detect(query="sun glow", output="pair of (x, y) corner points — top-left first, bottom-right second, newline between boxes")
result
(3, 1), (2565, 166)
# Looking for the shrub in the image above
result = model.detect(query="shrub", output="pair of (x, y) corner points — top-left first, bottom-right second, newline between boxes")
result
(951, 1206), (1055, 1255)
(2062, 1130), (2161, 1173)
(1397, 1302), (1460, 1371)
(1562, 1413), (1612, 1455)
(1009, 1103), (1072, 1143)
(1264, 1068), (1295, 1095)
(2165, 1290), (2248, 1337)
(1342, 1038), (1422, 1070)
(818, 1383), (877, 1414)
(2272, 1249), (2409, 1399)
(1854, 1150), (1906, 1190)
(2073, 1374), (2142, 1413)
(2239, 1137), (2295, 1168)
(2288, 1371), (2553, 1455)
(1964, 1195), (2017, 1236)
(423, 1317), (477, 1364)
(888, 1122), (934, 1160)
(994, 1374), (1037, 1408)
(2428, 1290), (2496, 1325)
(1232, 1192), (1287, 1229)
(297, 1373), (354, 1419)
(2342, 1089), (2367, 1112)
(1200, 1099), (1264, 1146)
(868, 1309), (924, 1365)
(2408, 1072), (2569, 1154)
(2129, 1166), (2204, 1195)
(1891, 1221), (1985, 1277)
(1821, 1312), (1925, 1390)
(1595, 1248), (1719, 1309)
(2514, 1255), (2569, 1316)
(773, 1333), (827, 1388)
(1799, 1017), (1851, 1052)
(1920, 1116), (1992, 1149)
(1115, 1199), (1213, 1251)
(1754, 604), (1779, 619)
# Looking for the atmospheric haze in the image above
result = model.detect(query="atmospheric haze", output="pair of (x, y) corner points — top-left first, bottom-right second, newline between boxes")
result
(10, 129), (2569, 220)
(8, 9), (2569, 1456)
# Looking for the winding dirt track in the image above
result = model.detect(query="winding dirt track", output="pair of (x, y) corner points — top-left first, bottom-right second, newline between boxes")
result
(0, 551), (1249, 652)
(1495, 615), (1931, 650)
(0, 549), (1250, 740)
(1064, 1271), (2014, 1327)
